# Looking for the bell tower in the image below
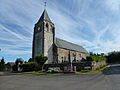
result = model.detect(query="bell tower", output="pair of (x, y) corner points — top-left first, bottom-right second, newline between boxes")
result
(32, 9), (55, 63)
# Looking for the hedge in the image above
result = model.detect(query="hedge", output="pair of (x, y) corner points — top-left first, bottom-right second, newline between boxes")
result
(87, 55), (106, 62)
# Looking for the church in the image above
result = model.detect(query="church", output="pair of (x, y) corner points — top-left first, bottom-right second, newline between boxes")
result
(32, 9), (89, 64)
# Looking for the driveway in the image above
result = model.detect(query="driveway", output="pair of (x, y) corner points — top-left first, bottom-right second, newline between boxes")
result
(0, 64), (120, 90)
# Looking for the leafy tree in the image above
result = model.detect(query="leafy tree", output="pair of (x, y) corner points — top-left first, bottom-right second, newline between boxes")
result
(86, 55), (106, 62)
(24, 61), (27, 63)
(1, 57), (5, 64)
(90, 52), (94, 55)
(15, 58), (24, 65)
(101, 53), (105, 56)
(12, 58), (24, 71)
(86, 56), (93, 61)
(0, 57), (5, 71)
(35, 54), (48, 65)
(106, 51), (120, 63)
(28, 58), (33, 62)
(35, 54), (48, 70)
(0, 63), (5, 71)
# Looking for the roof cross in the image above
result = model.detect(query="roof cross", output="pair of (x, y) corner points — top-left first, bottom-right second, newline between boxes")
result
(44, 2), (47, 9)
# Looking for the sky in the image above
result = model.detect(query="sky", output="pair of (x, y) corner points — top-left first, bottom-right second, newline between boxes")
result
(0, 0), (120, 62)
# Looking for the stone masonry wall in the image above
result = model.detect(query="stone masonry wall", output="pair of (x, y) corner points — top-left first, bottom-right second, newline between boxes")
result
(92, 61), (106, 70)
(57, 48), (89, 63)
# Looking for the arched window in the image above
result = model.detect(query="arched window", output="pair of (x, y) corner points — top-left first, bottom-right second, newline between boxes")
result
(46, 23), (49, 31)
(79, 54), (81, 58)
(52, 27), (55, 33)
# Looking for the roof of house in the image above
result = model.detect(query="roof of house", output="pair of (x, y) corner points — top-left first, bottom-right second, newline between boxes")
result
(37, 9), (51, 23)
(55, 38), (88, 53)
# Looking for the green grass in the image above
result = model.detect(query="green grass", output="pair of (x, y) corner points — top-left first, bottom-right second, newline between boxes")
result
(23, 71), (63, 75)
(76, 65), (109, 74)
(23, 65), (110, 75)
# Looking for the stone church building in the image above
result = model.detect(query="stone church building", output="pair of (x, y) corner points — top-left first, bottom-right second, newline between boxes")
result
(32, 9), (89, 64)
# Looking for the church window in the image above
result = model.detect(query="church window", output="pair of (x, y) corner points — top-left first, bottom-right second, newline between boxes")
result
(38, 27), (40, 31)
(61, 57), (64, 62)
(50, 25), (53, 31)
(52, 27), (55, 33)
(46, 23), (49, 31)
(79, 54), (81, 58)
(61, 57), (63, 60)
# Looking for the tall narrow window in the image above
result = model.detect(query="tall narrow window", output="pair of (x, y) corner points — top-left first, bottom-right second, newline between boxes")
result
(79, 54), (81, 58)
(46, 23), (49, 31)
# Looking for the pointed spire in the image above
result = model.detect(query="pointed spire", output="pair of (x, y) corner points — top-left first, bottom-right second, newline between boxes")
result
(37, 9), (52, 24)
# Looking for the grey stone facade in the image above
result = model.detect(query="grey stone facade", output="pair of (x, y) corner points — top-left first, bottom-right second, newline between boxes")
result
(32, 9), (89, 64)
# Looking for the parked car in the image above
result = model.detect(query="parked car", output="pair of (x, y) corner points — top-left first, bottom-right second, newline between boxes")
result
(84, 66), (91, 70)
(47, 67), (61, 73)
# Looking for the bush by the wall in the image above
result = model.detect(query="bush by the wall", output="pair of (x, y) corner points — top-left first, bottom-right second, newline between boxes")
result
(21, 62), (39, 72)
(0, 63), (5, 71)
(12, 65), (18, 71)
(86, 55), (106, 62)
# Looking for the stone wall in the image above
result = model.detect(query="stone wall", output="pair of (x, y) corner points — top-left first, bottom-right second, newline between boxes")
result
(33, 22), (44, 60)
(57, 48), (69, 63)
(92, 61), (106, 70)
(57, 48), (89, 63)
(43, 21), (55, 64)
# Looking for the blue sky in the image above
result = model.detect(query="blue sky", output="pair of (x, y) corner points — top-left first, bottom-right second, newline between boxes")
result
(0, 0), (120, 62)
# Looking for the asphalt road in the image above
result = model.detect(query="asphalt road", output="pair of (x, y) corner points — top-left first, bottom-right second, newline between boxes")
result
(0, 64), (120, 90)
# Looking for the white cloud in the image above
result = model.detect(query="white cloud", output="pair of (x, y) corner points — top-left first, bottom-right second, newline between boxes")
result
(1, 0), (120, 62)
(105, 0), (120, 11)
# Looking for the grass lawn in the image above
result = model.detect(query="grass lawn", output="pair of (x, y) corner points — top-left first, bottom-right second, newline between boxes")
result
(76, 65), (110, 74)
(23, 65), (110, 75)
(23, 71), (63, 75)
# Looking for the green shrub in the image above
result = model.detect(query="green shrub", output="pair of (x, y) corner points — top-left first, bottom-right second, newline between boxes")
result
(86, 55), (106, 62)
(35, 54), (48, 64)
(0, 63), (5, 71)
(21, 62), (39, 72)
(12, 65), (18, 71)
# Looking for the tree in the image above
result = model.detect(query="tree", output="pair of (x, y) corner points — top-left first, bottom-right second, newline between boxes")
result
(35, 54), (48, 65)
(1, 57), (5, 64)
(86, 56), (93, 61)
(0, 63), (5, 71)
(35, 54), (48, 70)
(15, 58), (24, 65)
(106, 51), (120, 63)
(101, 53), (105, 56)
(90, 52), (94, 55)
(86, 54), (106, 62)
(12, 58), (24, 71)
(0, 57), (5, 71)
(28, 58), (33, 62)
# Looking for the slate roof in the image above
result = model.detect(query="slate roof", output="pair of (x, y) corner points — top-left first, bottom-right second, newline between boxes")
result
(55, 38), (88, 53)
(37, 9), (51, 23)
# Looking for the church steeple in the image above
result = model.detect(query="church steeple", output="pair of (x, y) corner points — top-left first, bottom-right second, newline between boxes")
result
(32, 7), (55, 63)
(37, 9), (52, 24)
